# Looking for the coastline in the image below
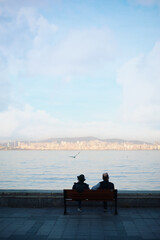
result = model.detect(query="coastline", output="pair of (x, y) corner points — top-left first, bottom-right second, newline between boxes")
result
(0, 148), (160, 151)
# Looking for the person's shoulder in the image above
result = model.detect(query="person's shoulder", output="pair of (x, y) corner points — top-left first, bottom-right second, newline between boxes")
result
(109, 181), (114, 185)
(84, 182), (89, 188)
(109, 181), (114, 188)
(72, 182), (78, 188)
(84, 182), (88, 185)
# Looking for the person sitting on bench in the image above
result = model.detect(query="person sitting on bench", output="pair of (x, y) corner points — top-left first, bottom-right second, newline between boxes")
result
(72, 174), (89, 211)
(91, 172), (114, 211)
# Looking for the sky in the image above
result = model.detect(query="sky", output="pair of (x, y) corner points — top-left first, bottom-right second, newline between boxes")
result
(0, 0), (160, 142)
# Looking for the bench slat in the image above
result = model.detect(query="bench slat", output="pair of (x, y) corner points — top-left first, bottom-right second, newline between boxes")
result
(65, 189), (115, 200)
(63, 189), (118, 215)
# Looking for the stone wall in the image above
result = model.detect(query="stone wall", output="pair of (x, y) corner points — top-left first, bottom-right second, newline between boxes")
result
(0, 190), (160, 208)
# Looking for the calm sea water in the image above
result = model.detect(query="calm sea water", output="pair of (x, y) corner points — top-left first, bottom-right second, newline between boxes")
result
(0, 150), (160, 190)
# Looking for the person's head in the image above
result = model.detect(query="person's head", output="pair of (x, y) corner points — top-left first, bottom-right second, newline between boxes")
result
(77, 174), (86, 183)
(102, 172), (109, 181)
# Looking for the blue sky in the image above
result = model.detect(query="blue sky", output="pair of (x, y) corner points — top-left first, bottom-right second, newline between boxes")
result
(0, 0), (160, 142)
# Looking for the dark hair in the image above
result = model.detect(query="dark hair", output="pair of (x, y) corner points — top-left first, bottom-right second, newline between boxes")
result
(77, 174), (85, 183)
(103, 173), (109, 181)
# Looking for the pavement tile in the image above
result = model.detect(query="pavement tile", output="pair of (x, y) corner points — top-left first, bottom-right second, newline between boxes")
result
(144, 218), (160, 226)
(137, 209), (153, 219)
(153, 232), (160, 239)
(23, 234), (46, 240)
(116, 230), (127, 237)
(0, 219), (25, 238)
(156, 219), (160, 225)
(12, 220), (35, 235)
(76, 237), (90, 240)
(125, 231), (140, 237)
(103, 220), (116, 230)
(0, 207), (159, 240)
(37, 220), (56, 236)
(48, 218), (67, 239)
(0, 219), (13, 232)
(123, 220), (139, 232)
(62, 218), (79, 238)
(141, 232), (156, 239)
(104, 230), (118, 236)
(11, 209), (28, 218)
(8, 236), (29, 240)
(149, 209), (160, 218)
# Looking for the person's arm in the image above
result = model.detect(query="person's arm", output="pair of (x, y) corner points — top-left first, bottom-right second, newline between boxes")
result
(110, 182), (115, 189)
(86, 184), (89, 189)
(72, 183), (76, 189)
(91, 182), (100, 190)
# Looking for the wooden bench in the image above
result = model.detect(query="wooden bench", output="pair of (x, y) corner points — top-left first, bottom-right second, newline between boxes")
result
(63, 189), (118, 215)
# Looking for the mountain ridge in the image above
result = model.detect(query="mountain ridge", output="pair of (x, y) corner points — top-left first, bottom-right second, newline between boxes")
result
(40, 136), (151, 145)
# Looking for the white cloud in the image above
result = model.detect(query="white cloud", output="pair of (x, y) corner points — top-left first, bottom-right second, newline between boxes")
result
(0, 7), (58, 59)
(0, 6), (115, 111)
(0, 77), (11, 111)
(1, 2), (159, 142)
(26, 27), (115, 78)
(0, 105), (159, 142)
(16, 7), (58, 46)
(0, 105), (61, 139)
(0, 7), (58, 108)
(0, 52), (11, 110)
(0, 5), (117, 141)
(117, 41), (160, 128)
(0, 4), (115, 79)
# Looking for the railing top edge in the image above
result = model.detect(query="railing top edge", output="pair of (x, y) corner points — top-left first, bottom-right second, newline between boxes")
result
(0, 189), (160, 194)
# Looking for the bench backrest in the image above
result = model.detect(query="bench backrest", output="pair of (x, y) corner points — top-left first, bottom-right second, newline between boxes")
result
(64, 189), (117, 201)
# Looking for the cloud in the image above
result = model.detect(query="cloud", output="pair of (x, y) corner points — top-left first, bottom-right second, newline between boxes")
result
(1, 2), (159, 142)
(0, 6), (58, 109)
(0, 4), (115, 79)
(0, 77), (11, 111)
(26, 27), (115, 78)
(0, 5), (115, 111)
(0, 105), (61, 139)
(0, 7), (58, 59)
(0, 104), (159, 142)
(0, 3), (117, 141)
(0, 50), (12, 110)
(117, 41), (160, 129)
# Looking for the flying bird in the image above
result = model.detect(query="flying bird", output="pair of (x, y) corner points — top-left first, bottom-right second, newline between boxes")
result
(69, 152), (81, 158)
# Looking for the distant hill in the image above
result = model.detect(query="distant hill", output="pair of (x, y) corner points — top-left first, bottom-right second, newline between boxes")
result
(41, 136), (98, 143)
(40, 136), (151, 145)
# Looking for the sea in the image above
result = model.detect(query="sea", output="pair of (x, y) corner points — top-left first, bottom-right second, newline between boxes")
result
(0, 150), (160, 190)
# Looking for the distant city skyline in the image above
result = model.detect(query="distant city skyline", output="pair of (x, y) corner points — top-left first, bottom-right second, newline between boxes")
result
(0, 0), (160, 142)
(1, 136), (160, 150)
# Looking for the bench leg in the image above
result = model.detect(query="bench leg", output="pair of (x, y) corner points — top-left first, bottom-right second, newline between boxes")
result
(64, 199), (67, 215)
(115, 199), (118, 215)
(78, 200), (82, 209)
(103, 201), (108, 210)
(115, 209), (118, 215)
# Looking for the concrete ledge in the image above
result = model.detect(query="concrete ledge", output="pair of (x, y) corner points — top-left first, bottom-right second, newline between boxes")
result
(0, 189), (160, 208)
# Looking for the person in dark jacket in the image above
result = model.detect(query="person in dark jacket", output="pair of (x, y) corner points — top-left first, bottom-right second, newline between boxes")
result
(72, 174), (89, 211)
(91, 172), (114, 211)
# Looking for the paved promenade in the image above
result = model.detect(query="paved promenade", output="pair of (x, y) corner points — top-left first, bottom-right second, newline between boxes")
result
(0, 207), (160, 240)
